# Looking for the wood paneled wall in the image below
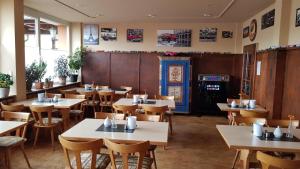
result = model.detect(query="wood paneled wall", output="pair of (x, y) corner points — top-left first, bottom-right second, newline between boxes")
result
(82, 52), (243, 113)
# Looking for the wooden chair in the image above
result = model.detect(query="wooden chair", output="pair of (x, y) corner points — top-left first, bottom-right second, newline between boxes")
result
(142, 105), (168, 122)
(267, 119), (300, 128)
(29, 105), (62, 150)
(256, 151), (300, 169)
(155, 95), (175, 135)
(126, 93), (134, 98)
(45, 93), (62, 98)
(120, 86), (133, 93)
(60, 89), (78, 97)
(98, 91), (115, 112)
(97, 85), (110, 90)
(113, 104), (138, 116)
(59, 136), (110, 169)
(95, 112), (125, 120)
(64, 94), (86, 122)
(0, 111), (31, 169)
(239, 110), (268, 118)
(0, 103), (25, 119)
(104, 139), (153, 169)
(136, 114), (160, 169)
(79, 90), (99, 113)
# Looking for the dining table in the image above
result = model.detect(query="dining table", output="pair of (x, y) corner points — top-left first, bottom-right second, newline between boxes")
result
(0, 121), (27, 136)
(66, 87), (129, 96)
(216, 125), (300, 169)
(114, 98), (176, 109)
(61, 118), (169, 146)
(12, 98), (86, 130)
(217, 103), (267, 113)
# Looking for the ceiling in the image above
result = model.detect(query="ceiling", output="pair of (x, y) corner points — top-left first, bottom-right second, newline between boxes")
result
(24, 0), (275, 23)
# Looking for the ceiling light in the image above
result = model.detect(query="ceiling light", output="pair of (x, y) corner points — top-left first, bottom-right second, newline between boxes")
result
(147, 14), (156, 18)
(202, 13), (211, 17)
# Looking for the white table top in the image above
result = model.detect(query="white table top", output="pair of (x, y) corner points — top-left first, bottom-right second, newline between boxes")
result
(216, 125), (300, 153)
(217, 103), (267, 113)
(69, 87), (128, 95)
(13, 98), (86, 109)
(114, 98), (176, 109)
(0, 121), (27, 136)
(61, 119), (169, 146)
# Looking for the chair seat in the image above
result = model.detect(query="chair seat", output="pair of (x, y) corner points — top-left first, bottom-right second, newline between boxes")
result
(115, 155), (153, 169)
(70, 109), (83, 114)
(70, 153), (110, 169)
(148, 145), (157, 151)
(35, 117), (62, 126)
(0, 136), (24, 147)
(165, 111), (173, 115)
(99, 103), (113, 107)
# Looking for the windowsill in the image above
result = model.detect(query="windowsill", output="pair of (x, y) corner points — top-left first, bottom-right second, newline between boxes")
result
(27, 82), (81, 94)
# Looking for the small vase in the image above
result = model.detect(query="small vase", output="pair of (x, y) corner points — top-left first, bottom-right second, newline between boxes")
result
(35, 82), (44, 89)
(0, 88), (10, 98)
(58, 77), (66, 85)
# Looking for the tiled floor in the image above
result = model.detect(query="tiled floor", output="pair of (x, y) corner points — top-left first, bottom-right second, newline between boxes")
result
(5, 116), (235, 169)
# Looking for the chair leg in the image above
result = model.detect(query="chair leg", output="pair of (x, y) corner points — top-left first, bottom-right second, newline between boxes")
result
(151, 150), (157, 169)
(231, 150), (240, 169)
(33, 128), (40, 147)
(168, 115), (173, 135)
(50, 128), (55, 151)
(20, 143), (31, 168)
(5, 149), (11, 169)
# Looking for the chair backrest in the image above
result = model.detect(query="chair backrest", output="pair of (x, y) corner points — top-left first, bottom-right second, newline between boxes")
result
(136, 114), (160, 122)
(104, 139), (150, 169)
(95, 112), (125, 120)
(60, 89), (78, 97)
(79, 90), (97, 101)
(3, 111), (30, 138)
(240, 110), (268, 118)
(46, 93), (62, 98)
(113, 104), (138, 116)
(59, 136), (104, 169)
(98, 91), (115, 105)
(97, 85), (110, 90)
(29, 105), (54, 126)
(267, 119), (300, 128)
(142, 105), (168, 122)
(256, 151), (300, 169)
(1, 102), (25, 112)
(120, 86), (133, 92)
(234, 117), (266, 126)
(155, 95), (175, 101)
(126, 93), (134, 98)
(65, 94), (86, 99)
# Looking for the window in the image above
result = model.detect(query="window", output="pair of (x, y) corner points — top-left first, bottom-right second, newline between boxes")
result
(24, 15), (39, 66)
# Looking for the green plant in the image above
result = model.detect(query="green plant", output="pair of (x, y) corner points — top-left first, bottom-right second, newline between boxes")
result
(0, 73), (13, 88)
(55, 56), (69, 78)
(68, 47), (87, 74)
(25, 60), (47, 91)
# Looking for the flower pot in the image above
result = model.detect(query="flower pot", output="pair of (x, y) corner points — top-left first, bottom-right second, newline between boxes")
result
(69, 74), (78, 82)
(59, 77), (66, 85)
(0, 88), (10, 98)
(34, 82), (44, 89)
(44, 81), (54, 89)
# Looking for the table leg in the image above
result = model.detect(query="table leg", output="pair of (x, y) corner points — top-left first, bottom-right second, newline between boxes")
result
(240, 149), (250, 169)
(59, 108), (70, 130)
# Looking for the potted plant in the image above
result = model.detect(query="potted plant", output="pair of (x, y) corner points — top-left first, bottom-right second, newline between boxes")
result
(44, 76), (54, 89)
(68, 47), (87, 82)
(55, 56), (69, 85)
(25, 60), (47, 90)
(0, 73), (13, 98)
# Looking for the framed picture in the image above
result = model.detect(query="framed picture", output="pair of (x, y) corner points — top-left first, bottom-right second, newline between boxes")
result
(157, 29), (192, 47)
(83, 24), (99, 45)
(222, 31), (233, 38)
(296, 8), (300, 27)
(127, 29), (143, 42)
(167, 86), (183, 103)
(261, 9), (275, 30)
(199, 28), (217, 42)
(100, 28), (117, 41)
(243, 26), (249, 38)
(168, 65), (183, 83)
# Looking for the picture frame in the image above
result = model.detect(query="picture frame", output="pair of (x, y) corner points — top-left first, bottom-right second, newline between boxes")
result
(157, 29), (192, 47)
(261, 9), (275, 30)
(296, 8), (300, 27)
(168, 65), (184, 83)
(167, 86), (183, 103)
(127, 29), (143, 42)
(199, 28), (217, 42)
(222, 31), (233, 38)
(83, 24), (99, 45)
(100, 28), (117, 41)
(243, 26), (249, 38)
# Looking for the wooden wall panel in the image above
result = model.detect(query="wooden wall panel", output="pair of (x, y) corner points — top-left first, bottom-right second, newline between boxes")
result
(82, 52), (110, 85)
(140, 53), (159, 98)
(282, 50), (300, 119)
(110, 53), (140, 93)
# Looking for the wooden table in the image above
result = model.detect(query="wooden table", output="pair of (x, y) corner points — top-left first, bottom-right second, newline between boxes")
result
(67, 87), (128, 96)
(114, 98), (176, 109)
(61, 119), (169, 146)
(0, 121), (27, 136)
(217, 103), (267, 113)
(12, 98), (86, 129)
(216, 125), (300, 169)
